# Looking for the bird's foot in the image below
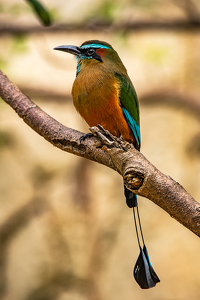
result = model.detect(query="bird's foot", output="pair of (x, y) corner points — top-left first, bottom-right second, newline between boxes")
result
(90, 125), (131, 151)
(90, 125), (117, 147)
(79, 132), (94, 142)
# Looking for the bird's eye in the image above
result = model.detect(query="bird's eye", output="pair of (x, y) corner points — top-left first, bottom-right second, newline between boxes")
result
(86, 48), (96, 56)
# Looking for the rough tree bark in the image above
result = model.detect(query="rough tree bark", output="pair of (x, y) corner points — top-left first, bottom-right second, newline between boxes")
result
(0, 69), (200, 237)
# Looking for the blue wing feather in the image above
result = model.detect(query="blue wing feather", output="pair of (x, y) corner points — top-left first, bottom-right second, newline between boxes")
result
(115, 73), (140, 150)
(122, 107), (141, 146)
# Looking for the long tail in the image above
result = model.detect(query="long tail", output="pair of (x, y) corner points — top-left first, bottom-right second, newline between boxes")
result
(124, 186), (160, 289)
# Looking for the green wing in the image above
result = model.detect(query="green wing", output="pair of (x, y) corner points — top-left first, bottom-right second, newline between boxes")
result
(115, 73), (141, 149)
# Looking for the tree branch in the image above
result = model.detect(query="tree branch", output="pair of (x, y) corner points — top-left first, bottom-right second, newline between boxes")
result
(0, 69), (200, 237)
(1, 19), (200, 36)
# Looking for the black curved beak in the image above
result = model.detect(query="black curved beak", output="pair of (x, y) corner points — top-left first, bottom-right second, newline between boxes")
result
(54, 45), (81, 56)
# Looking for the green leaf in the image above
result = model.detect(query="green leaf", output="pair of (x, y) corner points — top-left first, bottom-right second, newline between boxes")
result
(25, 0), (52, 26)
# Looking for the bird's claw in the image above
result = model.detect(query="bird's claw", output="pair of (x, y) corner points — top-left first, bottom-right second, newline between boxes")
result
(79, 132), (94, 142)
(90, 125), (120, 148)
(90, 125), (132, 151)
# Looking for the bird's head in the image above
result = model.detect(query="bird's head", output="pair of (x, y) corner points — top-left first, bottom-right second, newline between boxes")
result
(54, 40), (124, 75)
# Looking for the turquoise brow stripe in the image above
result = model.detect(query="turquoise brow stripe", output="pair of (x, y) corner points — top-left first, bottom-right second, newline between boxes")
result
(80, 44), (111, 49)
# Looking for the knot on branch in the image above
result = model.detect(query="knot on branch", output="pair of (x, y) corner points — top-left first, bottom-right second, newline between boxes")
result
(124, 170), (144, 191)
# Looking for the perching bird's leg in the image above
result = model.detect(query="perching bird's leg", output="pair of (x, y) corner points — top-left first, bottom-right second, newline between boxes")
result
(90, 125), (130, 150)
(81, 124), (123, 146)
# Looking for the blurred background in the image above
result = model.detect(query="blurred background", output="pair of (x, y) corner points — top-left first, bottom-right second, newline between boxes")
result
(0, 0), (200, 299)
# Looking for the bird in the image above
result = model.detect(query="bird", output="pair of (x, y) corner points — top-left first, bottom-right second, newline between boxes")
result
(54, 40), (160, 289)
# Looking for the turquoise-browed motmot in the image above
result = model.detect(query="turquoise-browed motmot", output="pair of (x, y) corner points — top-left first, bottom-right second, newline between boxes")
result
(54, 40), (160, 289)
